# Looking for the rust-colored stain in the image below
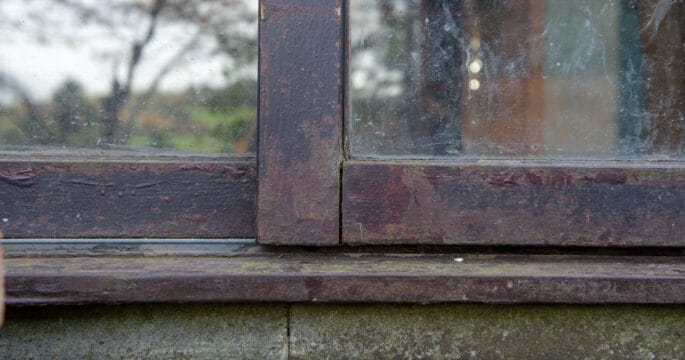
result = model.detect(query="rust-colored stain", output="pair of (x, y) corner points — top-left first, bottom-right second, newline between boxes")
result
(343, 161), (685, 246)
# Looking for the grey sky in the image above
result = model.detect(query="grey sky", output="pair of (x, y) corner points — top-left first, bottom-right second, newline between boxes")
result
(0, 0), (258, 103)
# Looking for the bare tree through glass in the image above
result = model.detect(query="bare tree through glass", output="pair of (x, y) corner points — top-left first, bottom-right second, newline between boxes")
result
(0, 0), (258, 154)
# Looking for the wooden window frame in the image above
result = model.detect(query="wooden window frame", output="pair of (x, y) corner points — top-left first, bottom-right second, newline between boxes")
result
(259, 0), (684, 248)
(3, 0), (685, 305)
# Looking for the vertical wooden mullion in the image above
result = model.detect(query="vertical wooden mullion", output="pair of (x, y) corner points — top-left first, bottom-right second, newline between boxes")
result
(258, 0), (344, 245)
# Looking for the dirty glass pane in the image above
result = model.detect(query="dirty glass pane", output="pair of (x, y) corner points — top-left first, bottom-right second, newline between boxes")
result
(350, 0), (684, 159)
(0, 0), (257, 154)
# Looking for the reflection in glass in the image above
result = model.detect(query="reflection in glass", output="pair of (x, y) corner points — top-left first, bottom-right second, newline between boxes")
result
(350, 0), (684, 159)
(0, 0), (257, 154)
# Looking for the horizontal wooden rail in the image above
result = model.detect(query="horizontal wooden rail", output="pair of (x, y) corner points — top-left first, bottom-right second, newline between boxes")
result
(343, 159), (685, 246)
(0, 153), (256, 238)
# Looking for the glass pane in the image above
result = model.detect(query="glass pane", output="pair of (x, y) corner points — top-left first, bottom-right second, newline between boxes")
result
(0, 0), (257, 154)
(350, 0), (684, 159)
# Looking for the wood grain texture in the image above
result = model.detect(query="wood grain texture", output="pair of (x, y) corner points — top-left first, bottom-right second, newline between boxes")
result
(258, 0), (344, 245)
(343, 160), (685, 246)
(0, 156), (256, 238)
(5, 253), (685, 305)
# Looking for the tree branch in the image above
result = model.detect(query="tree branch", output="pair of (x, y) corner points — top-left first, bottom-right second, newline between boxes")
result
(122, 30), (203, 139)
(124, 0), (167, 94)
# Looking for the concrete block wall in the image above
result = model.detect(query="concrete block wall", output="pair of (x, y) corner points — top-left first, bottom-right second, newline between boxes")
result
(1, 304), (684, 359)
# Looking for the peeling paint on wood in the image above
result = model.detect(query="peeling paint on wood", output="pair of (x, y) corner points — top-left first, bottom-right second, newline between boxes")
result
(0, 157), (256, 238)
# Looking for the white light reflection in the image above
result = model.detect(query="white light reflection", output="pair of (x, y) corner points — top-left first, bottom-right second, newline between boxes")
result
(469, 79), (481, 91)
(469, 59), (483, 74)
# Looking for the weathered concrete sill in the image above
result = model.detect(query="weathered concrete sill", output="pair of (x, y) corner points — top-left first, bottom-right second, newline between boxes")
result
(1, 303), (684, 359)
